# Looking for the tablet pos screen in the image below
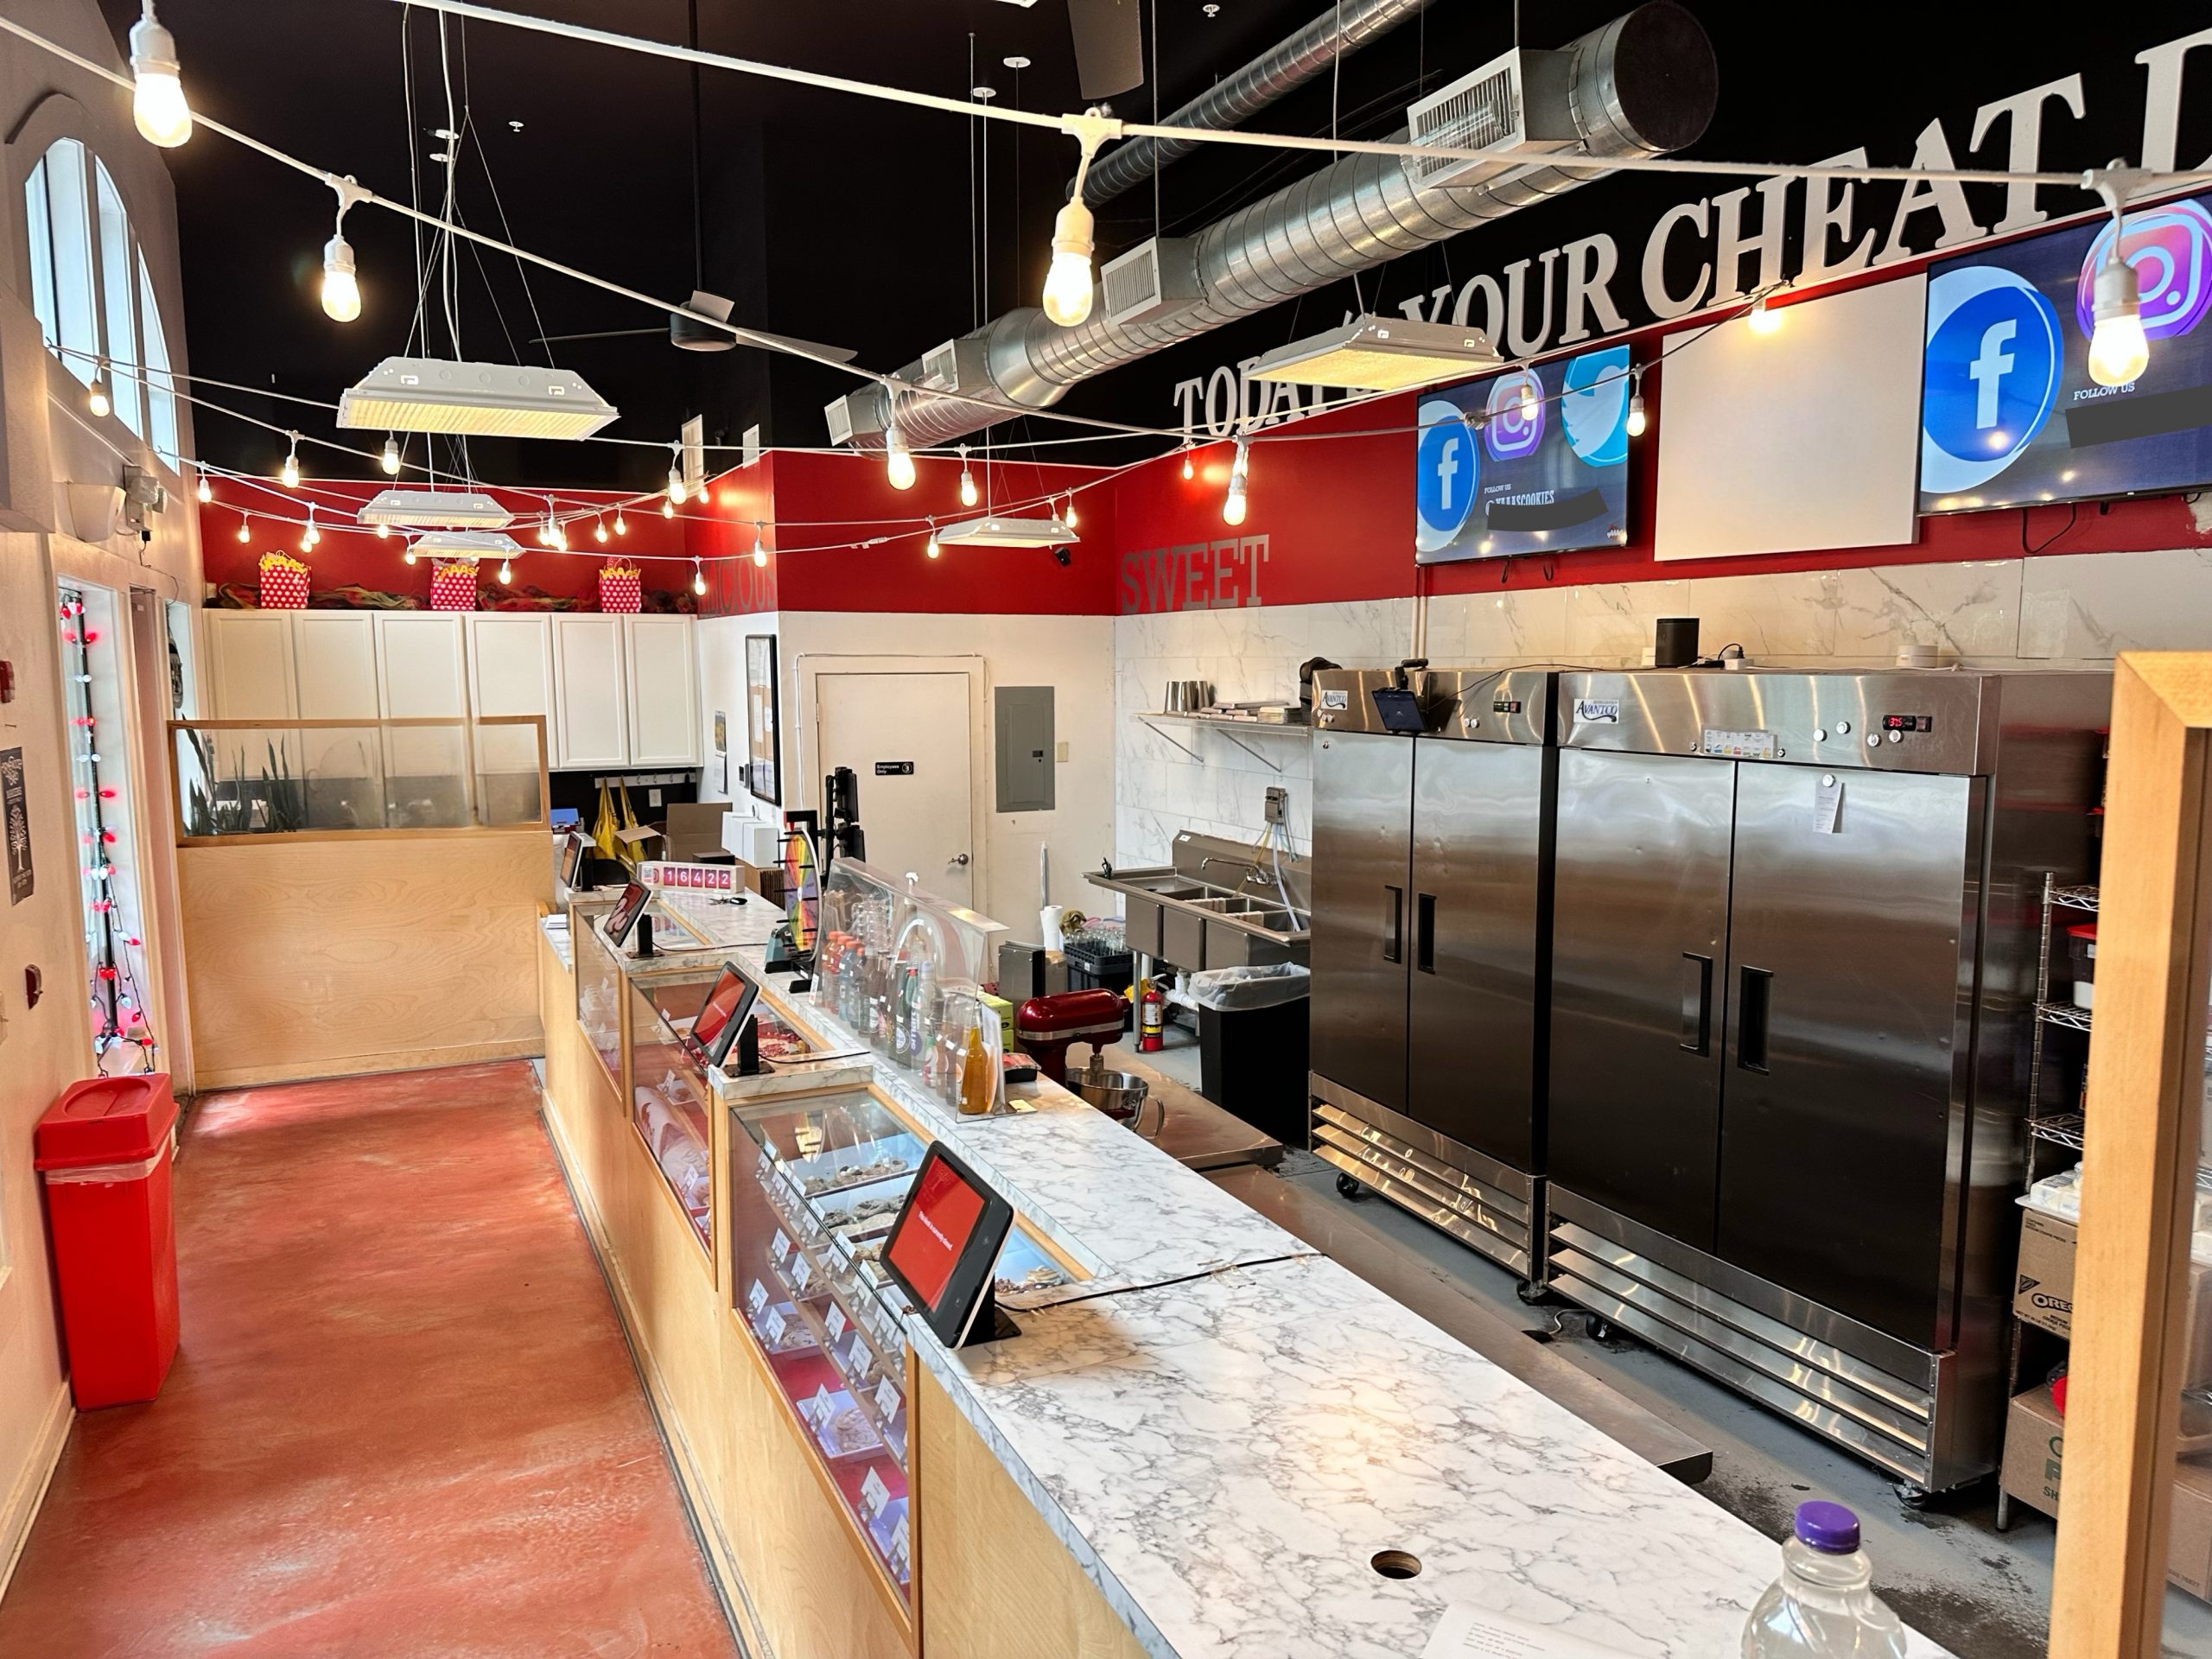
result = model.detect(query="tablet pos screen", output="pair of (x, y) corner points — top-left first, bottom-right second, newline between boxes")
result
(688, 961), (760, 1069)
(602, 880), (651, 945)
(560, 831), (590, 890)
(883, 1143), (1015, 1347)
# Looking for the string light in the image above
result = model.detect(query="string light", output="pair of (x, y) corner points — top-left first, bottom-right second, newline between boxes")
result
(1180, 439), (1195, 480)
(1223, 435), (1250, 526)
(195, 473), (211, 503)
(692, 556), (708, 596)
(280, 435), (300, 488)
(128, 0), (193, 147)
(380, 435), (402, 474)
(752, 523), (767, 569)
(1064, 493), (1077, 530)
(1042, 112), (1113, 327)
(300, 504), (319, 550)
(498, 557), (513, 584)
(2088, 167), (2152, 387)
(1747, 293), (1782, 335)
(594, 515), (608, 543)
(885, 419), (917, 491)
(958, 446), (978, 508)
(1625, 366), (1648, 439)
(667, 443), (688, 505)
(662, 497), (675, 518)
(926, 517), (940, 559)
(86, 365), (111, 418)
(236, 513), (250, 543)
(375, 522), (391, 539)
(614, 509), (628, 537)
(404, 543), (417, 564)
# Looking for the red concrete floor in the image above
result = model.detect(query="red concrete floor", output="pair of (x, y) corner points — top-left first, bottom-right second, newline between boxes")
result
(0, 1061), (740, 1658)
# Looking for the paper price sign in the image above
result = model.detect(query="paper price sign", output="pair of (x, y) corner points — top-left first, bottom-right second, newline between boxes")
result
(874, 1378), (902, 1423)
(890, 1515), (910, 1568)
(771, 1230), (791, 1262)
(791, 1253), (814, 1293)
(763, 1306), (788, 1348)
(747, 1280), (768, 1317)
(825, 1303), (848, 1344)
(860, 1466), (890, 1521)
(810, 1385), (836, 1428)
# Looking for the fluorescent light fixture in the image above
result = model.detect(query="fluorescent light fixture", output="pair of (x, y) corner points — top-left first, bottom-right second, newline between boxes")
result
(406, 529), (524, 559)
(338, 356), (618, 440)
(1246, 315), (1502, 391)
(932, 514), (1077, 550)
(357, 488), (514, 529)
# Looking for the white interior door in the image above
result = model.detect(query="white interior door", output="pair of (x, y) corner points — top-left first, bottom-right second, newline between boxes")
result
(815, 671), (976, 906)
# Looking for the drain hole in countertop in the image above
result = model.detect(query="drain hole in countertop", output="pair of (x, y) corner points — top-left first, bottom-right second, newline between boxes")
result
(1371, 1550), (1421, 1580)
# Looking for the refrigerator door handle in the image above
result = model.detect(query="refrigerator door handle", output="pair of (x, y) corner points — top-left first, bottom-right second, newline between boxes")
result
(1382, 885), (1403, 964)
(1415, 893), (1437, 975)
(1679, 952), (1713, 1055)
(1737, 966), (1772, 1073)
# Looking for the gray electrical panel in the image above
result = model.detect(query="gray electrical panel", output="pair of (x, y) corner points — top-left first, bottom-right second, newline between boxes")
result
(995, 686), (1056, 813)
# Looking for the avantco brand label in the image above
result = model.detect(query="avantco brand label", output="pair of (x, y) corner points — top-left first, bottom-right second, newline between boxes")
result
(1574, 698), (1622, 724)
(1319, 689), (1351, 710)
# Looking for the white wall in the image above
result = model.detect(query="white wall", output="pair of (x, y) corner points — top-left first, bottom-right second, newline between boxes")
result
(696, 612), (780, 815)
(775, 611), (1116, 931)
(1112, 545), (2212, 868)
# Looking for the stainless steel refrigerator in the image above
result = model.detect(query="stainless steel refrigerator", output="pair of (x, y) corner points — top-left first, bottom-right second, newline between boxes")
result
(1542, 667), (2107, 1494)
(1306, 667), (1556, 1281)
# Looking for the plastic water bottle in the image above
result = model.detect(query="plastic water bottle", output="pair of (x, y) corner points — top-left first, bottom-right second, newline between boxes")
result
(1742, 1502), (1909, 1657)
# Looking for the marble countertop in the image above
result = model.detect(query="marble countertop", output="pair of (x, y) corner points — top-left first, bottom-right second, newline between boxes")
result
(695, 923), (1948, 1659)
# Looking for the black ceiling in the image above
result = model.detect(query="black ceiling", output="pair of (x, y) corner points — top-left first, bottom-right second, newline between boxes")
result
(96, 1), (2212, 493)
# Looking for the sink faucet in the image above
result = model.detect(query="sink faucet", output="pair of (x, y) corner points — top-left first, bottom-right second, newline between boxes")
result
(1200, 854), (1300, 925)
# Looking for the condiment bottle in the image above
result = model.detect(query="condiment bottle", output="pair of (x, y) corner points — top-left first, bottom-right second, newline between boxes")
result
(958, 1024), (992, 1116)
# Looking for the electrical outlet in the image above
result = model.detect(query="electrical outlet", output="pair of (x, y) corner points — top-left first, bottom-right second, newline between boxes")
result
(649, 788), (663, 807)
(1056, 741), (1070, 763)
(1264, 786), (1288, 827)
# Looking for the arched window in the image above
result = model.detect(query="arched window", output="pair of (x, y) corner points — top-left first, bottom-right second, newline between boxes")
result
(21, 136), (180, 471)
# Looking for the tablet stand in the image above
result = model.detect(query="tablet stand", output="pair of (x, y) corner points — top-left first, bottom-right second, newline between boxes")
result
(954, 1281), (1021, 1349)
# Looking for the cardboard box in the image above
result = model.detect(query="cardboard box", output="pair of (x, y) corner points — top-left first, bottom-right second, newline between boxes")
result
(2013, 1209), (2212, 1382)
(2004, 1385), (2212, 1600)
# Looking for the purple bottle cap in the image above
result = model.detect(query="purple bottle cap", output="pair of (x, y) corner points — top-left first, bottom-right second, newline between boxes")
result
(1794, 1501), (1860, 1554)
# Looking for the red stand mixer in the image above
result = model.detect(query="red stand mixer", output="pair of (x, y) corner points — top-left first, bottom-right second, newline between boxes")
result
(1014, 988), (1128, 1085)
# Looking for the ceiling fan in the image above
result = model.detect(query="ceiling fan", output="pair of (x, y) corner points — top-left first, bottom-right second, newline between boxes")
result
(993, 0), (1145, 101)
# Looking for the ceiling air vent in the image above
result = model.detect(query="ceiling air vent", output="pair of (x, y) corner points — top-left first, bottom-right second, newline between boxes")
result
(824, 394), (858, 448)
(1103, 237), (1201, 330)
(1404, 48), (1576, 191)
(920, 337), (988, 392)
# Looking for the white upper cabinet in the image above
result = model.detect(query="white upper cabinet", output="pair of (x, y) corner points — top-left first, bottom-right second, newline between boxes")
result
(623, 615), (701, 766)
(466, 613), (554, 718)
(373, 613), (469, 718)
(550, 614), (630, 771)
(290, 612), (381, 719)
(205, 609), (299, 720)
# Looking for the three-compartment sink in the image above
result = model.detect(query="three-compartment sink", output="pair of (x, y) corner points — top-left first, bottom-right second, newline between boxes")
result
(1088, 849), (1309, 972)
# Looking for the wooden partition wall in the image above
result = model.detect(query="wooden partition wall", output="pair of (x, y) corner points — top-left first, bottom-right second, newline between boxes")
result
(2051, 652), (2212, 1656)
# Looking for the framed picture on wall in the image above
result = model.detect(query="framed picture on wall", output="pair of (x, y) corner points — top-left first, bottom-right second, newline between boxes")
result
(745, 635), (780, 805)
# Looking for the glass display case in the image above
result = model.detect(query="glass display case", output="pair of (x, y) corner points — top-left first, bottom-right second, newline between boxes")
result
(571, 893), (626, 1093)
(626, 972), (718, 1255)
(811, 858), (1010, 1105)
(726, 1084), (1078, 1604)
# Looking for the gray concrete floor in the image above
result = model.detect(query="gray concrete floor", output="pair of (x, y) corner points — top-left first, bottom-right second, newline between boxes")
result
(1150, 1018), (2212, 1656)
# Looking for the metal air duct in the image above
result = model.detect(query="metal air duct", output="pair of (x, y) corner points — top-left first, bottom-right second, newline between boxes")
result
(1082, 0), (1442, 207)
(837, 2), (1715, 452)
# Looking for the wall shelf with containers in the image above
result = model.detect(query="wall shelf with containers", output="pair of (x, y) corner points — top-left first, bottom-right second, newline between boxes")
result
(726, 1084), (1084, 1609)
(810, 858), (1014, 1119)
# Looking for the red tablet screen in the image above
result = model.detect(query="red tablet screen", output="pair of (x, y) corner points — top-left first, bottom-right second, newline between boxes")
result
(887, 1156), (987, 1310)
(690, 968), (748, 1054)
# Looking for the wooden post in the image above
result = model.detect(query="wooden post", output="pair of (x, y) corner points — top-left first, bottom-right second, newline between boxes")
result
(2050, 654), (2212, 1656)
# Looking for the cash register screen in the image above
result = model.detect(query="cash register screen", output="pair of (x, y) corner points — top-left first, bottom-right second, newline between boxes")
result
(882, 1144), (1014, 1345)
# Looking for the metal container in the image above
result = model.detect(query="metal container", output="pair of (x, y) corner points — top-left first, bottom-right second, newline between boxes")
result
(1077, 1063), (1150, 1122)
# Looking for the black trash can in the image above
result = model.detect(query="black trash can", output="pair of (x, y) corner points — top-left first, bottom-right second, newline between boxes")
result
(1190, 966), (1311, 1145)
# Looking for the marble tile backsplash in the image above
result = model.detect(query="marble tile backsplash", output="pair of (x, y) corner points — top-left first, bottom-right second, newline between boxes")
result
(1111, 546), (2212, 869)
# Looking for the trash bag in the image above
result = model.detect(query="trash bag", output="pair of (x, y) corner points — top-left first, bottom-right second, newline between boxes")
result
(1181, 962), (1310, 1012)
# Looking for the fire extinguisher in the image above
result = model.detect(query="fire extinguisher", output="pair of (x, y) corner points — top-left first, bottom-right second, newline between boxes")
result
(1138, 980), (1165, 1052)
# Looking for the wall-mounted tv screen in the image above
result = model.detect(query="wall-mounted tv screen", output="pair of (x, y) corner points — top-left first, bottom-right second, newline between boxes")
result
(1414, 342), (1633, 563)
(1919, 192), (2212, 514)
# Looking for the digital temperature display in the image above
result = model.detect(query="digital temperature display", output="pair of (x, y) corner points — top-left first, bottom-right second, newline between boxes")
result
(1882, 715), (1935, 734)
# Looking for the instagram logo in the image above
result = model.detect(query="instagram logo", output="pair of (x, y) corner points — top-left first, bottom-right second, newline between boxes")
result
(1484, 369), (1545, 461)
(2075, 200), (2212, 344)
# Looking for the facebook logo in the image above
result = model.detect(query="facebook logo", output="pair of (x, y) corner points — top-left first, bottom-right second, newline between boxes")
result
(1922, 265), (2060, 497)
(1415, 398), (1478, 553)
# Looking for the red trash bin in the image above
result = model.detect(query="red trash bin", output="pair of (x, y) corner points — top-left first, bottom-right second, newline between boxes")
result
(35, 1074), (181, 1408)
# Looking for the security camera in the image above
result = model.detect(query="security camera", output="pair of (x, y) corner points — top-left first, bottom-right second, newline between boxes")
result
(1052, 547), (1071, 568)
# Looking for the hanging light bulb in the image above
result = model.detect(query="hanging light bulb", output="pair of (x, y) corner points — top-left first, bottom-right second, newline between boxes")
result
(380, 435), (402, 475)
(662, 498), (676, 519)
(926, 518), (940, 560)
(236, 514), (250, 543)
(375, 522), (391, 540)
(195, 473), (212, 504)
(2087, 177), (2152, 386)
(1180, 440), (1195, 481)
(498, 558), (513, 585)
(1517, 378), (1538, 417)
(885, 420), (917, 492)
(667, 442), (689, 505)
(958, 447), (979, 508)
(1064, 493), (1078, 530)
(1041, 115), (1109, 327)
(752, 524), (767, 569)
(280, 438), (300, 489)
(1223, 435), (1250, 526)
(1624, 367), (1648, 440)
(594, 516), (608, 544)
(1747, 293), (1783, 335)
(128, 1), (193, 148)
(321, 232), (359, 322)
(404, 544), (417, 565)
(86, 366), (111, 419)
(614, 509), (628, 537)
(692, 557), (708, 597)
